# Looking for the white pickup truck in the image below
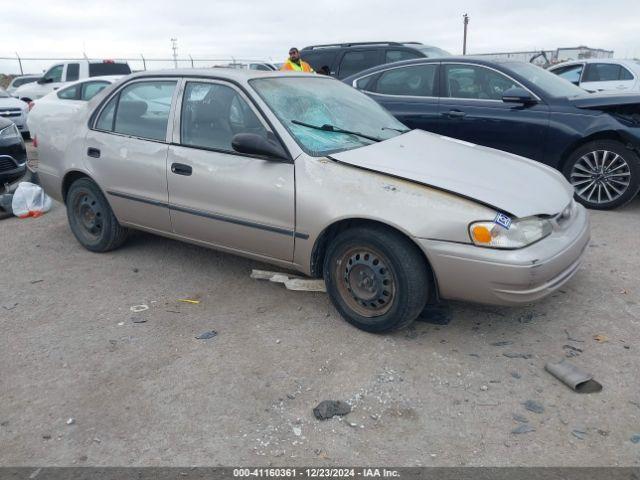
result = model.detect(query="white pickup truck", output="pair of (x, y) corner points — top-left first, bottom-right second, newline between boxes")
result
(13, 60), (131, 102)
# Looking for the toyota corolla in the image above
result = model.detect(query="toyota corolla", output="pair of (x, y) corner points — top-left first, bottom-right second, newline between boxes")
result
(35, 70), (590, 332)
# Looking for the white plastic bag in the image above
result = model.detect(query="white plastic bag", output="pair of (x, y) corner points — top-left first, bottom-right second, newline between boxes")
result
(11, 182), (52, 218)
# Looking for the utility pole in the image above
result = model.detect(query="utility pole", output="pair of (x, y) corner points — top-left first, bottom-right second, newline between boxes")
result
(462, 13), (469, 55)
(171, 38), (178, 68)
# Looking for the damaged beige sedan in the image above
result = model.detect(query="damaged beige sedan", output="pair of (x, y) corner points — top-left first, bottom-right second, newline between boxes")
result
(36, 70), (590, 332)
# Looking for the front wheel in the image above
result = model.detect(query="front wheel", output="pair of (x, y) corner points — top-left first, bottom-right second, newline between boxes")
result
(323, 226), (430, 333)
(563, 140), (640, 210)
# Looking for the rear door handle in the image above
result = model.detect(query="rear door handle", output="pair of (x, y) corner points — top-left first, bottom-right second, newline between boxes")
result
(442, 110), (466, 119)
(171, 163), (192, 176)
(87, 147), (100, 158)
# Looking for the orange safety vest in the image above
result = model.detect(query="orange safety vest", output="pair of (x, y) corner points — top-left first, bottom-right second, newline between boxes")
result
(280, 59), (314, 73)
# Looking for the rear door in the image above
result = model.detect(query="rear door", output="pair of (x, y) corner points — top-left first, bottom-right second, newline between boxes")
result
(581, 63), (636, 92)
(337, 49), (383, 79)
(166, 79), (295, 261)
(357, 63), (441, 133)
(437, 63), (549, 161)
(85, 78), (178, 232)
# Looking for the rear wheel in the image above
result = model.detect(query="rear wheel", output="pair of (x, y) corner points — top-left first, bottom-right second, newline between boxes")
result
(323, 226), (430, 333)
(563, 140), (640, 210)
(66, 178), (128, 252)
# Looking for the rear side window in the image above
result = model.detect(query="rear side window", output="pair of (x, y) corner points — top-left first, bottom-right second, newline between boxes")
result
(373, 64), (438, 96)
(89, 62), (131, 77)
(180, 81), (267, 152)
(95, 81), (176, 141)
(385, 49), (422, 63)
(620, 67), (634, 80)
(66, 63), (80, 81)
(443, 64), (519, 100)
(339, 50), (379, 78)
(81, 81), (110, 100)
(302, 50), (338, 75)
(583, 63), (625, 82)
(57, 84), (79, 100)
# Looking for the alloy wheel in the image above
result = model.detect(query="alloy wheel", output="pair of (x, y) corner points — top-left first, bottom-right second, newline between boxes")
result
(569, 150), (631, 205)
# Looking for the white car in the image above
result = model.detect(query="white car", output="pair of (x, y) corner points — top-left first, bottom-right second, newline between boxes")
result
(548, 59), (640, 93)
(6, 75), (40, 96)
(27, 76), (121, 141)
(222, 61), (278, 71)
(13, 60), (130, 102)
(0, 87), (30, 137)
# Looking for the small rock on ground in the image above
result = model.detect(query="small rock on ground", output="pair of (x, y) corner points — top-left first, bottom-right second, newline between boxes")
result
(313, 400), (351, 420)
(523, 400), (544, 414)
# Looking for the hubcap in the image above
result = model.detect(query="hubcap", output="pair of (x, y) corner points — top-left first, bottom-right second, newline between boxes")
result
(336, 247), (396, 318)
(569, 150), (631, 205)
(74, 191), (104, 239)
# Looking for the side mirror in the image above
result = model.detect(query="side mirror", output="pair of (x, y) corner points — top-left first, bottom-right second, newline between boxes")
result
(38, 77), (53, 85)
(502, 87), (537, 104)
(231, 133), (289, 161)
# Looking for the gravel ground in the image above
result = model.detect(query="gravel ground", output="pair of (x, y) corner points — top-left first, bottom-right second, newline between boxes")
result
(0, 145), (639, 467)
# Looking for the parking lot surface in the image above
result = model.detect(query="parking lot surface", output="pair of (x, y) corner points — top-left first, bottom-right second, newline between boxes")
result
(1, 148), (639, 467)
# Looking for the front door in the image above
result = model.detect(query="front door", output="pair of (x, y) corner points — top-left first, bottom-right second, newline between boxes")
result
(166, 80), (295, 262)
(85, 79), (178, 232)
(437, 63), (549, 161)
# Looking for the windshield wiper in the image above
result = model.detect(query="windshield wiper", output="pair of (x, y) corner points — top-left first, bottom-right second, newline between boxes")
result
(291, 119), (382, 142)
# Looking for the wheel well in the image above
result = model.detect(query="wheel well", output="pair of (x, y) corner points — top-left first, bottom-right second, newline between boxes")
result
(559, 131), (631, 172)
(61, 171), (92, 203)
(309, 218), (439, 303)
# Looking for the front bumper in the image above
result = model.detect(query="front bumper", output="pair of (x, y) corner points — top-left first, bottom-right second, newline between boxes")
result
(418, 204), (590, 305)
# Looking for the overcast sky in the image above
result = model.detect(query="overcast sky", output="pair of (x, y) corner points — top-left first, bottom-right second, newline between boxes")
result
(2, 0), (639, 73)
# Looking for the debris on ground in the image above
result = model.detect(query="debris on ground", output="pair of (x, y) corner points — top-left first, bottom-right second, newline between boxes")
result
(30, 279), (44, 284)
(593, 334), (609, 343)
(480, 385), (488, 391)
(490, 341), (513, 347)
(313, 400), (351, 420)
(2, 302), (18, 311)
(178, 299), (200, 304)
(11, 182), (52, 218)
(511, 372), (522, 379)
(503, 353), (533, 359)
(512, 424), (535, 434)
(630, 434), (640, 444)
(130, 305), (149, 313)
(195, 331), (217, 340)
(131, 317), (147, 324)
(545, 359), (603, 393)
(251, 269), (326, 292)
(292, 426), (301, 436)
(513, 414), (529, 423)
(564, 329), (585, 343)
(572, 427), (587, 440)
(523, 400), (544, 414)
(66, 418), (75, 425)
(562, 344), (583, 357)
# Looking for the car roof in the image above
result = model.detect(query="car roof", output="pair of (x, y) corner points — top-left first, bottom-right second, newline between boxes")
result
(550, 58), (640, 68)
(125, 68), (327, 84)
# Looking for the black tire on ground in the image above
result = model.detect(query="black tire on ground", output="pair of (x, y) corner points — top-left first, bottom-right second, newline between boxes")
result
(22, 132), (31, 140)
(563, 140), (640, 210)
(66, 178), (128, 252)
(323, 225), (430, 333)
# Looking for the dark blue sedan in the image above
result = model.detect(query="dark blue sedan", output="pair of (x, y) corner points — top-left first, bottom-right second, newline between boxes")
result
(343, 58), (640, 210)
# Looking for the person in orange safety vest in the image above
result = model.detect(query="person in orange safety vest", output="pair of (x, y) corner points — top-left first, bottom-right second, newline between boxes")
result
(280, 47), (314, 73)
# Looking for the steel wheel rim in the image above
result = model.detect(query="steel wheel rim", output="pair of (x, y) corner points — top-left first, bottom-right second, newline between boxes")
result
(335, 246), (396, 318)
(570, 150), (631, 204)
(73, 190), (104, 241)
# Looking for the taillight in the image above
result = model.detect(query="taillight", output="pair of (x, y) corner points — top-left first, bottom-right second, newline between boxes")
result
(32, 136), (37, 148)
(28, 101), (35, 111)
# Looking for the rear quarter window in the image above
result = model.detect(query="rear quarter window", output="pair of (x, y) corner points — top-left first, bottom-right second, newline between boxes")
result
(89, 63), (131, 77)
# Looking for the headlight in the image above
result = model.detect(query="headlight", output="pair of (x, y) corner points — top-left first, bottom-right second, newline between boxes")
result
(0, 123), (21, 141)
(469, 216), (552, 249)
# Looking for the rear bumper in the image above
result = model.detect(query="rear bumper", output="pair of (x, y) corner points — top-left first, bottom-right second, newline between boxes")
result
(418, 204), (590, 305)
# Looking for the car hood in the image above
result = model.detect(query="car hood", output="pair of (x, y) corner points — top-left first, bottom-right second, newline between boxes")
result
(0, 97), (26, 109)
(329, 129), (573, 218)
(569, 93), (640, 109)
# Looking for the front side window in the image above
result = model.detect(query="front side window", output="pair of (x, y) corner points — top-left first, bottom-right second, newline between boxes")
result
(57, 84), (79, 100)
(374, 64), (437, 96)
(112, 81), (176, 141)
(81, 81), (110, 101)
(552, 64), (583, 84)
(66, 63), (80, 81)
(339, 50), (379, 78)
(181, 81), (267, 151)
(251, 76), (406, 157)
(443, 64), (519, 100)
(43, 65), (64, 83)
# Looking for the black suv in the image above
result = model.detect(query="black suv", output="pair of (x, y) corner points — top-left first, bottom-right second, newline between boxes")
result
(299, 42), (450, 79)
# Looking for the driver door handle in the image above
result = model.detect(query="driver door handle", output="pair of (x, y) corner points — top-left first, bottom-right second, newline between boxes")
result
(443, 109), (466, 119)
(171, 163), (192, 176)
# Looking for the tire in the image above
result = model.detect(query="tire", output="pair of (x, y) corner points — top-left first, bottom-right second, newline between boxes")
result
(66, 178), (128, 252)
(323, 225), (430, 333)
(563, 140), (640, 210)
(22, 132), (31, 141)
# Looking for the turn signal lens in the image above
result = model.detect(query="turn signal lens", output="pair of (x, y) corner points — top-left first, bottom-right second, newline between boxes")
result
(471, 225), (492, 244)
